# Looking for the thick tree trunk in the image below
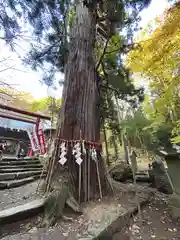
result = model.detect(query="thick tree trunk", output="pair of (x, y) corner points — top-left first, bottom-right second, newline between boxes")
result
(50, 2), (112, 202)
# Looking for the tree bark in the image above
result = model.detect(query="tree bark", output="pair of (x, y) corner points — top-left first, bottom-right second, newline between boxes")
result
(121, 133), (129, 164)
(103, 123), (110, 166)
(111, 130), (119, 161)
(50, 2), (113, 201)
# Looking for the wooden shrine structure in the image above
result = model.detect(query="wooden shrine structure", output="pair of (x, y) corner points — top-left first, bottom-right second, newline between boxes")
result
(0, 103), (51, 156)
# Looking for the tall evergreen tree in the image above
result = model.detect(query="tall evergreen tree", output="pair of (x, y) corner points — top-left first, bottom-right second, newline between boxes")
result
(1, 0), (152, 216)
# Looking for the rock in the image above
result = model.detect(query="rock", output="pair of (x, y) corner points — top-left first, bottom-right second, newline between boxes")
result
(135, 175), (151, 183)
(109, 162), (133, 182)
(148, 165), (156, 187)
(62, 232), (68, 237)
(152, 157), (173, 194)
(28, 227), (37, 233)
(0, 199), (45, 224)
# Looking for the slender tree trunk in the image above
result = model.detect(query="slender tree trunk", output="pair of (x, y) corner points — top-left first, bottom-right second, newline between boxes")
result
(111, 130), (118, 161)
(128, 140), (132, 156)
(106, 95), (119, 161)
(103, 123), (110, 166)
(51, 2), (112, 201)
(121, 133), (129, 164)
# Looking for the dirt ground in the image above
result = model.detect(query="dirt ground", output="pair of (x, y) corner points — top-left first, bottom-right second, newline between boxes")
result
(0, 194), (134, 239)
(0, 182), (148, 239)
(119, 194), (180, 240)
(0, 181), (39, 210)
(1, 183), (180, 240)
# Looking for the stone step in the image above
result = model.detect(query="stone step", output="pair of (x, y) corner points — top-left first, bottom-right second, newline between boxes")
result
(0, 164), (43, 169)
(0, 168), (43, 173)
(136, 175), (151, 182)
(0, 177), (35, 189)
(0, 171), (45, 181)
(136, 171), (149, 176)
(2, 157), (39, 161)
(0, 175), (46, 190)
(0, 160), (41, 166)
(0, 199), (45, 224)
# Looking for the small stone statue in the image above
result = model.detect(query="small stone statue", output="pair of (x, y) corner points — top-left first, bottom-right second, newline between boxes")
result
(152, 156), (173, 194)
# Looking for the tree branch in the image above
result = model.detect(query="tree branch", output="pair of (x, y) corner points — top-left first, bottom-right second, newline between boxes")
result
(105, 42), (136, 55)
(100, 84), (119, 94)
(97, 26), (108, 39)
(96, 37), (110, 70)
(0, 65), (16, 73)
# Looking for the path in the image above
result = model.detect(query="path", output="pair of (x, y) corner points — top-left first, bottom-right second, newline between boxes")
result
(1, 228), (68, 240)
(0, 183), (152, 239)
(0, 181), (40, 211)
(1, 178), (180, 239)
(119, 193), (180, 239)
(0, 180), (45, 239)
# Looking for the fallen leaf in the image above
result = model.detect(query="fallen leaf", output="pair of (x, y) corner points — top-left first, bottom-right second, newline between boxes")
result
(168, 228), (173, 232)
(28, 227), (37, 233)
(63, 232), (68, 237)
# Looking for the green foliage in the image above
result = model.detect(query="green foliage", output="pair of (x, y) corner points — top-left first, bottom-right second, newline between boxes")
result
(117, 105), (173, 150)
(171, 120), (180, 144)
(0, 87), (34, 110)
(127, 2), (180, 147)
(121, 108), (152, 149)
(68, 6), (76, 27)
(0, 87), (61, 123)
(30, 97), (61, 125)
(2, 0), (155, 146)
(2, 0), (152, 84)
(30, 97), (61, 115)
(153, 124), (172, 147)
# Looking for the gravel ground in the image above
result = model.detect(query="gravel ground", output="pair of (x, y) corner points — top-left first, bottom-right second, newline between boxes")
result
(1, 180), (180, 240)
(0, 184), (148, 240)
(117, 194), (180, 240)
(2, 195), (180, 240)
(0, 196), (132, 240)
(0, 181), (40, 210)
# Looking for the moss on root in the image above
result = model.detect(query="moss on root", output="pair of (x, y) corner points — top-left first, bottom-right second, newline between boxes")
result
(42, 185), (69, 227)
(40, 175), (82, 227)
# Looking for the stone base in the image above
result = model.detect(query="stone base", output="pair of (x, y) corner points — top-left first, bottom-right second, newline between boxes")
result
(169, 193), (180, 207)
(78, 196), (149, 240)
(171, 206), (180, 219)
(169, 194), (180, 219)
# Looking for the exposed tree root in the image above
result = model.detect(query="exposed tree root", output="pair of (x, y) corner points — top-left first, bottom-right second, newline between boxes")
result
(40, 170), (82, 227)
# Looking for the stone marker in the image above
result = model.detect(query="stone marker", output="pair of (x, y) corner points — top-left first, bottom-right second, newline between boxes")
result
(152, 156), (173, 194)
(161, 150), (180, 218)
(148, 163), (156, 187)
(130, 150), (137, 175)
